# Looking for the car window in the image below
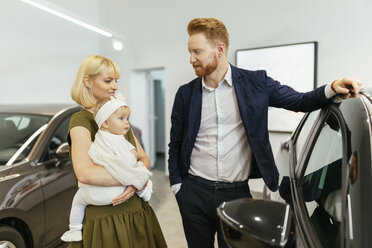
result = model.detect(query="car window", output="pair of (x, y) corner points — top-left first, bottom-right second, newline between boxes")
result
(300, 111), (342, 247)
(41, 116), (71, 162)
(0, 114), (51, 165)
(294, 109), (320, 165)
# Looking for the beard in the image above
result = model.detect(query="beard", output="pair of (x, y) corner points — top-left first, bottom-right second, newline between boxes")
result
(193, 54), (218, 77)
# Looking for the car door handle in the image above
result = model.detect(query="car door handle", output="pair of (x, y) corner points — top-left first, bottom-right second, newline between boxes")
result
(348, 151), (358, 185)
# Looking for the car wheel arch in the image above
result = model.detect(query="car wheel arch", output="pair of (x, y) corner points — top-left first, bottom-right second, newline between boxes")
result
(0, 217), (33, 248)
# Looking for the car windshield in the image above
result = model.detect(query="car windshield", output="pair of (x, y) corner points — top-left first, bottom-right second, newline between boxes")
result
(0, 113), (51, 165)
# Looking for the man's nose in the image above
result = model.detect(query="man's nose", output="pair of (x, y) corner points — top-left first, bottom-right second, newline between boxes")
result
(190, 54), (196, 64)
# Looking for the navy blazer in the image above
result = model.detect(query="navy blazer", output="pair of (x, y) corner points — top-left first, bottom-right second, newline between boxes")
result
(168, 65), (329, 191)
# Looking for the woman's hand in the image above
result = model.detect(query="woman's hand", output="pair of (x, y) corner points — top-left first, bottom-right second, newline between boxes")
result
(112, 185), (136, 206)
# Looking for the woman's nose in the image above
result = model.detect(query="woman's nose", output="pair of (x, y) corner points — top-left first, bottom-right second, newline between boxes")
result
(112, 81), (118, 90)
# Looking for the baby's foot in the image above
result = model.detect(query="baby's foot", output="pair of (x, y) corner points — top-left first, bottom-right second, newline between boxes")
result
(61, 224), (83, 242)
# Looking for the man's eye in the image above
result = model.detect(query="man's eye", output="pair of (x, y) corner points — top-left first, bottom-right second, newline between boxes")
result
(119, 117), (124, 120)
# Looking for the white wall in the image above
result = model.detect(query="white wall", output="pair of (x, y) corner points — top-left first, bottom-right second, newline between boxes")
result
(98, 0), (372, 177)
(2, 0), (371, 182)
(0, 0), (100, 104)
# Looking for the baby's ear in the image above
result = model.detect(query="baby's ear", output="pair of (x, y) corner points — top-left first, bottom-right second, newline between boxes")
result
(102, 120), (109, 128)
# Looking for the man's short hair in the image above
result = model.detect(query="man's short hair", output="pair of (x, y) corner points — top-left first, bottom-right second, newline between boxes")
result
(187, 18), (229, 51)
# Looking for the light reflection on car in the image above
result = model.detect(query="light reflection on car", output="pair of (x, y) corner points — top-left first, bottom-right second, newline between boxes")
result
(218, 90), (372, 248)
(0, 104), (80, 248)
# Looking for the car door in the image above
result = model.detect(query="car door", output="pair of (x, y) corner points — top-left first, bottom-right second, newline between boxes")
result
(291, 105), (348, 247)
(35, 112), (77, 247)
(338, 95), (372, 247)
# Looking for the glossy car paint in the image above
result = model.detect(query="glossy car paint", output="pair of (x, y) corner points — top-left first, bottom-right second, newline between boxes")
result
(0, 104), (80, 248)
(218, 198), (295, 247)
(218, 91), (372, 247)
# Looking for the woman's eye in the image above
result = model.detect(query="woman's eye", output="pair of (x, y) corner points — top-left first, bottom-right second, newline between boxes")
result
(119, 117), (124, 120)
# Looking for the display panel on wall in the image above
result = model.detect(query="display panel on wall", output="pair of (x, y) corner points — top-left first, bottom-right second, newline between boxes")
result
(236, 42), (317, 132)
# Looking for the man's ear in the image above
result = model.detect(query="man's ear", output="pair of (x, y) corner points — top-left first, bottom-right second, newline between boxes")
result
(83, 75), (91, 88)
(216, 43), (226, 57)
(102, 120), (109, 129)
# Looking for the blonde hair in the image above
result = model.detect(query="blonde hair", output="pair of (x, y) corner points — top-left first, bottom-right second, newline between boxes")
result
(187, 18), (229, 52)
(71, 55), (121, 108)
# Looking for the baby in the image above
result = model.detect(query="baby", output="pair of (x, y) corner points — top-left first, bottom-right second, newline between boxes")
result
(61, 93), (153, 242)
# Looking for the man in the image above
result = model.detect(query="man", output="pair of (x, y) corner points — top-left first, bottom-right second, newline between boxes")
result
(168, 17), (362, 248)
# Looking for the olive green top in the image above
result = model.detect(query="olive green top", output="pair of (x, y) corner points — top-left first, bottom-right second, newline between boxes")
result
(67, 109), (167, 248)
(67, 108), (136, 148)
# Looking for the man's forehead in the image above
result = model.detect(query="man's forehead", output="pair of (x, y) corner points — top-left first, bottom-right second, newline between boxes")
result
(188, 33), (215, 49)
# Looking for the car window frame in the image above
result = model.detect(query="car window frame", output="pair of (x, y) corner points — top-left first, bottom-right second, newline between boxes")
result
(28, 106), (81, 164)
(39, 115), (72, 164)
(291, 109), (323, 167)
(291, 105), (349, 248)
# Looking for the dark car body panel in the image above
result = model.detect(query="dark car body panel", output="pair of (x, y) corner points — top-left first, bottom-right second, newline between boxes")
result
(218, 91), (372, 247)
(0, 104), (80, 247)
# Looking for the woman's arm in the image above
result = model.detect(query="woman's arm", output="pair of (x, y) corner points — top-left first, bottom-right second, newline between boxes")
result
(70, 126), (122, 186)
(133, 134), (150, 169)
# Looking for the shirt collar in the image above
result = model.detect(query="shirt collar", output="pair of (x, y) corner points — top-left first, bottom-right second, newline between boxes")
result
(201, 64), (233, 90)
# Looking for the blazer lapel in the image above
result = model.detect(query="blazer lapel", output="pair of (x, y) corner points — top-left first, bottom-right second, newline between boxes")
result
(188, 78), (202, 146)
(232, 66), (249, 125)
(231, 65), (258, 135)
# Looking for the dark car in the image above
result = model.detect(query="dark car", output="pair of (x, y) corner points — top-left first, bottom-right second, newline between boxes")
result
(217, 91), (372, 247)
(0, 104), (80, 248)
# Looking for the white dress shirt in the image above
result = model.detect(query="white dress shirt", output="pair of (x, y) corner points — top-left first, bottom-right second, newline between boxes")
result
(188, 65), (252, 182)
(171, 69), (338, 194)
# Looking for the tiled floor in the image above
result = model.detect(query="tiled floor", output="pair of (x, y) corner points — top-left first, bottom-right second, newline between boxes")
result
(149, 164), (266, 248)
(58, 156), (260, 248)
(149, 169), (188, 248)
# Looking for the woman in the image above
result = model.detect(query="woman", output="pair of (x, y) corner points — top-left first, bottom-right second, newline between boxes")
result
(68, 55), (167, 248)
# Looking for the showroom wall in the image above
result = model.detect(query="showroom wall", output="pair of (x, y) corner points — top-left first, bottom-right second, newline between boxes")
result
(1, 0), (371, 182)
(98, 0), (372, 176)
(0, 0), (101, 104)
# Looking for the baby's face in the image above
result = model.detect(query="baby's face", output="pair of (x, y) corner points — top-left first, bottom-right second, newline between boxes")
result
(105, 106), (131, 135)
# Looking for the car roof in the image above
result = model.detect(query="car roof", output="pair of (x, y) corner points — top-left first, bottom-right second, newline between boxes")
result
(0, 104), (80, 116)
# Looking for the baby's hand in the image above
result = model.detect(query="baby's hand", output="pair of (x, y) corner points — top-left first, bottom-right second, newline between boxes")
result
(137, 181), (148, 192)
(130, 148), (138, 159)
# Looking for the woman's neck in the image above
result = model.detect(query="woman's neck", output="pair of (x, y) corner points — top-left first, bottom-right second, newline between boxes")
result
(84, 107), (94, 113)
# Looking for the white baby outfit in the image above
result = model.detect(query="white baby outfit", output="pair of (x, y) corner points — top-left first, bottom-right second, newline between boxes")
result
(61, 93), (153, 242)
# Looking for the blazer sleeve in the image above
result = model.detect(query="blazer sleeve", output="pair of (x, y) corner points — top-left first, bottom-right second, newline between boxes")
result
(262, 71), (330, 112)
(168, 87), (186, 186)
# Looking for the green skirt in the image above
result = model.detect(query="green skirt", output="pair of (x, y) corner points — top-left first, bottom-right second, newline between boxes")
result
(68, 195), (167, 248)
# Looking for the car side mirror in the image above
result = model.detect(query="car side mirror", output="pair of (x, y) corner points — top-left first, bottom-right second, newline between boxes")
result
(217, 198), (295, 248)
(56, 142), (70, 160)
